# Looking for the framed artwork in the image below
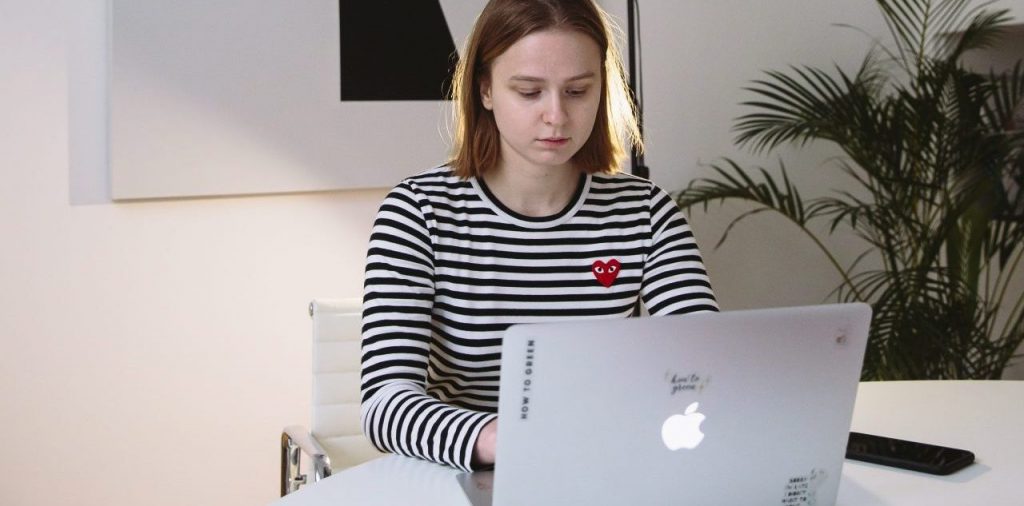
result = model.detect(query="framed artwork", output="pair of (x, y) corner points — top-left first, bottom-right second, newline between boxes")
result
(109, 0), (625, 200)
(110, 0), (485, 200)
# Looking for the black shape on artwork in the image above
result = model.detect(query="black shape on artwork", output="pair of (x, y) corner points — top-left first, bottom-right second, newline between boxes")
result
(339, 0), (458, 101)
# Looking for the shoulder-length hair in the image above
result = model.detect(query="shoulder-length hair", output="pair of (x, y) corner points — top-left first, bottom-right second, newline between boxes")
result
(447, 0), (642, 179)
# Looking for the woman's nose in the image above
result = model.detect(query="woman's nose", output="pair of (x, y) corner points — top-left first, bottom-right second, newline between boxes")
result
(542, 96), (567, 126)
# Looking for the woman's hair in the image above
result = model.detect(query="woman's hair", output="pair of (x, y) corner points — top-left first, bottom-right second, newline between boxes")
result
(447, 0), (642, 179)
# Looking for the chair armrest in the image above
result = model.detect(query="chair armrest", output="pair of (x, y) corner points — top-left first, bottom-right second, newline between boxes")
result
(283, 425), (330, 462)
(280, 425), (333, 496)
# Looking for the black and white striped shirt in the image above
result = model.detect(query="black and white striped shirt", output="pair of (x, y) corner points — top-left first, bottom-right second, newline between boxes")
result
(360, 166), (718, 471)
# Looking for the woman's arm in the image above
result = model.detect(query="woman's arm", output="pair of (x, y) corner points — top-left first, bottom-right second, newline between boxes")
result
(360, 182), (497, 471)
(641, 185), (719, 315)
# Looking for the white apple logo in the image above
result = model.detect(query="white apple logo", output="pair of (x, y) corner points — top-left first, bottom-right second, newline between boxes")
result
(661, 401), (706, 450)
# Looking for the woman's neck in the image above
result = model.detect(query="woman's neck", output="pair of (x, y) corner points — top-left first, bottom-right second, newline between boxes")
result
(482, 162), (582, 218)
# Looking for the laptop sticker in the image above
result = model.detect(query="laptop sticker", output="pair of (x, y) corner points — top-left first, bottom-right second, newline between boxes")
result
(666, 372), (710, 395)
(781, 468), (829, 506)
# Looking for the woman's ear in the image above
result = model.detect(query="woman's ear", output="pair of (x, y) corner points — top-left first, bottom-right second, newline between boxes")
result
(480, 78), (493, 110)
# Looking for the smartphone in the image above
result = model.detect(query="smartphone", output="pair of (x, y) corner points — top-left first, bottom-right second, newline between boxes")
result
(846, 431), (975, 475)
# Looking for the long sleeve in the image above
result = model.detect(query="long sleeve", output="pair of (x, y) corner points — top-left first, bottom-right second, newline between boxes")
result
(360, 181), (496, 471)
(641, 185), (719, 315)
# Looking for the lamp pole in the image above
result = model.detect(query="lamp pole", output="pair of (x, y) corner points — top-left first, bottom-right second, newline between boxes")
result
(627, 0), (649, 179)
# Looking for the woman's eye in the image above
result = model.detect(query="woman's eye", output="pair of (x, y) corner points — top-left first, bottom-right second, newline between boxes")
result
(518, 90), (540, 98)
(566, 88), (588, 97)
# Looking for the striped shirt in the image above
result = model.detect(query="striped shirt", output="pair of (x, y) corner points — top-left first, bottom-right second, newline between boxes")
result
(360, 166), (718, 471)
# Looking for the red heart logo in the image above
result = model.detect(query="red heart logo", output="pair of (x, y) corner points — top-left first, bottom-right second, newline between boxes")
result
(592, 259), (621, 288)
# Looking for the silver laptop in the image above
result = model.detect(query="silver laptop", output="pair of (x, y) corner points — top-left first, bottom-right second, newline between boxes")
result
(459, 303), (871, 506)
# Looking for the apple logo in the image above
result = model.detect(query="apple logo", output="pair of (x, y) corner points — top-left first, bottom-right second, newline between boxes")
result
(661, 401), (706, 450)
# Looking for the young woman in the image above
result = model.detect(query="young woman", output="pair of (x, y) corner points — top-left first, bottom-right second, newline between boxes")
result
(360, 0), (717, 472)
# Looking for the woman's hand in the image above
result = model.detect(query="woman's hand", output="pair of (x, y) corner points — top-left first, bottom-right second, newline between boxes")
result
(473, 419), (498, 466)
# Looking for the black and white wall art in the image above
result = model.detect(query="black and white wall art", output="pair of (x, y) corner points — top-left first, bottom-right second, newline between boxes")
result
(110, 0), (481, 199)
(109, 0), (623, 199)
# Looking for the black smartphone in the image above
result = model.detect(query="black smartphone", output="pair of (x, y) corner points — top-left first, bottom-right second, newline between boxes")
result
(845, 431), (975, 475)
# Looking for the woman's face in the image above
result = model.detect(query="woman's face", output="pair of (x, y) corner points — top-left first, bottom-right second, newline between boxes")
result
(481, 28), (602, 175)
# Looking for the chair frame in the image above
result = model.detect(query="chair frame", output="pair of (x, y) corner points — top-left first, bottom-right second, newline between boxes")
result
(279, 301), (335, 496)
(280, 423), (332, 495)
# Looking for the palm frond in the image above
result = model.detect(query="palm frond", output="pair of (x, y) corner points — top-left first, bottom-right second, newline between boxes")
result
(675, 159), (820, 228)
(983, 61), (1024, 131)
(861, 266), (994, 379)
(735, 62), (882, 154)
(876, 0), (1002, 71)
(940, 7), (1012, 59)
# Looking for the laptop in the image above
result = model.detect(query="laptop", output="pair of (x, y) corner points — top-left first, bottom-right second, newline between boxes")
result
(458, 303), (872, 506)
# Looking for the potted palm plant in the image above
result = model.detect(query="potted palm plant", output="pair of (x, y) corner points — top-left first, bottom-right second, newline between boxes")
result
(676, 0), (1024, 380)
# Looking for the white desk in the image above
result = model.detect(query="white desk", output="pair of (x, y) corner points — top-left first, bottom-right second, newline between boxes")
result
(839, 380), (1022, 505)
(274, 381), (1023, 505)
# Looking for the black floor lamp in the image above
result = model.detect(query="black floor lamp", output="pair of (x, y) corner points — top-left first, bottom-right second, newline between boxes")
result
(627, 0), (649, 179)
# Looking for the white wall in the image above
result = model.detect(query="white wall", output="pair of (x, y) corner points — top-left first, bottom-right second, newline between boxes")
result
(1, 1), (1022, 505)
(2, 2), (384, 505)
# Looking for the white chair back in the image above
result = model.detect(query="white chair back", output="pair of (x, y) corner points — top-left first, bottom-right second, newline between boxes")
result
(310, 298), (383, 469)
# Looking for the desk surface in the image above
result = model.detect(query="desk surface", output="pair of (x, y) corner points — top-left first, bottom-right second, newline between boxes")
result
(274, 381), (1023, 506)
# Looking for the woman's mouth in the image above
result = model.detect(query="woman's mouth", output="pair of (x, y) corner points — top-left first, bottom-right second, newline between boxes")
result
(538, 137), (570, 147)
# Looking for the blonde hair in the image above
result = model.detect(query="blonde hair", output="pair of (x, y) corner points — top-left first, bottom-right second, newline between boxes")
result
(447, 0), (642, 179)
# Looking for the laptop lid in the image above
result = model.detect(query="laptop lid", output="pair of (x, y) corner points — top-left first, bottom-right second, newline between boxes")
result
(489, 303), (871, 506)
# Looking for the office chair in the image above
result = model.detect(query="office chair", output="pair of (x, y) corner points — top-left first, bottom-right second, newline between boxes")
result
(280, 298), (383, 496)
